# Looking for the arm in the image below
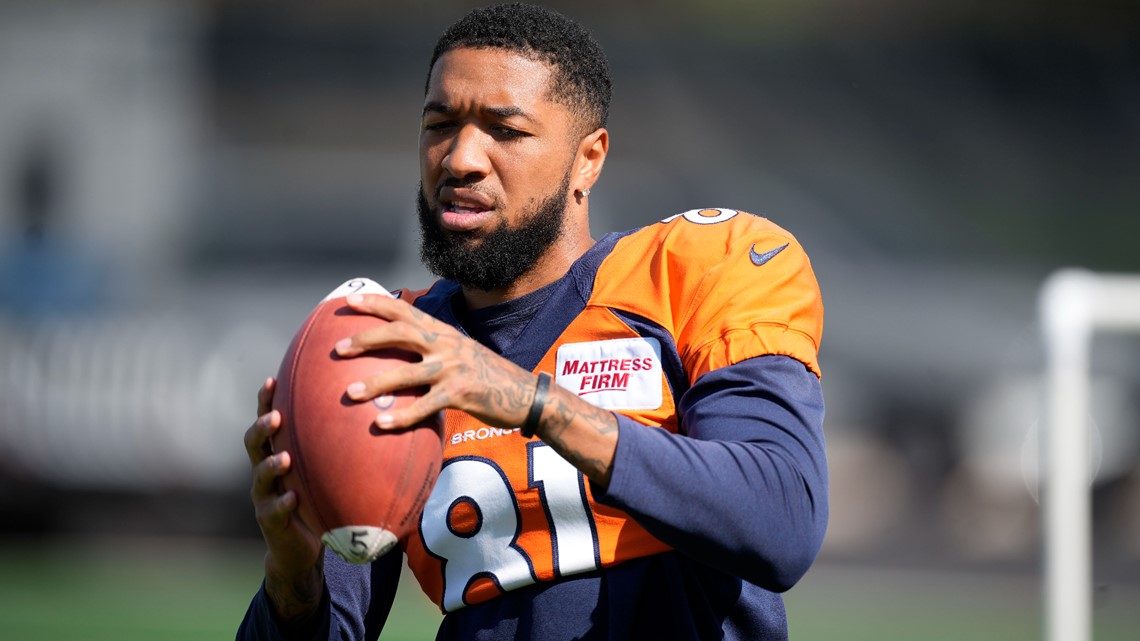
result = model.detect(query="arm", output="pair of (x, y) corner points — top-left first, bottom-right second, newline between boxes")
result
(500, 353), (826, 592)
(238, 548), (403, 641)
(237, 379), (402, 641)
(571, 213), (828, 591)
(594, 354), (827, 591)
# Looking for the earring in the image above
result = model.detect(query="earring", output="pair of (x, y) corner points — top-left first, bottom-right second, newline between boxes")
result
(580, 188), (591, 197)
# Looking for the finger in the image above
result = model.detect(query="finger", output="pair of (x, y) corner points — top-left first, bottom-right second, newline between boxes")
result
(345, 294), (449, 336)
(243, 410), (281, 466)
(335, 318), (452, 358)
(345, 360), (443, 402)
(257, 377), (277, 416)
(255, 486), (299, 531)
(373, 387), (452, 431)
(250, 450), (291, 502)
(343, 293), (421, 321)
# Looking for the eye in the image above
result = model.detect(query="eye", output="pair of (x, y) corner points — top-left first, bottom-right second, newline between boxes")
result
(423, 120), (455, 133)
(492, 125), (528, 141)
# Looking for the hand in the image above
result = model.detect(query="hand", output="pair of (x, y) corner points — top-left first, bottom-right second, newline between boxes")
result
(336, 294), (537, 430)
(243, 377), (325, 624)
(335, 293), (620, 487)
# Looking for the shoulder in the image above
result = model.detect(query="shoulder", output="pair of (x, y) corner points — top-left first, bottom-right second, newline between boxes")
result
(609, 208), (806, 275)
(595, 208), (823, 378)
(657, 207), (796, 240)
(597, 207), (816, 306)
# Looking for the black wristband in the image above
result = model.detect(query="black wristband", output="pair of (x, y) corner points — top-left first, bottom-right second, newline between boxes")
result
(521, 372), (552, 439)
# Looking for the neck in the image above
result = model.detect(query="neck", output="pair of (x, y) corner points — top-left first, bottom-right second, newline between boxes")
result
(462, 221), (594, 310)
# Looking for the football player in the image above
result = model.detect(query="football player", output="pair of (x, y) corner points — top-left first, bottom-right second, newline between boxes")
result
(240, 4), (828, 640)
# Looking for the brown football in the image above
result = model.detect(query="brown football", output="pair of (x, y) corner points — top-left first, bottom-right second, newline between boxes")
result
(271, 278), (442, 563)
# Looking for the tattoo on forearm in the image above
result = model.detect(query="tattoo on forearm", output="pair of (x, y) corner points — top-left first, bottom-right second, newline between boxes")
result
(539, 391), (618, 482)
(547, 393), (616, 437)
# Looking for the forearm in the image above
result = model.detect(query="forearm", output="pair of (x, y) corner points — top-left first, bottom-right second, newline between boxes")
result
(530, 380), (620, 489)
(264, 552), (326, 631)
(598, 418), (826, 590)
(594, 355), (828, 591)
(238, 579), (328, 641)
(238, 548), (402, 641)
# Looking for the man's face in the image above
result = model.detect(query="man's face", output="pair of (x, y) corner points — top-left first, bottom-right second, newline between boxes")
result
(418, 47), (580, 291)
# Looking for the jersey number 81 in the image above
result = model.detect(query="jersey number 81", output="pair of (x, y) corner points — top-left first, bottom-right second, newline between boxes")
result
(419, 442), (601, 611)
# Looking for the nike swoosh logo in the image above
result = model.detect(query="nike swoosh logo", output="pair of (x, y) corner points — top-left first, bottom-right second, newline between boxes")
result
(749, 243), (789, 266)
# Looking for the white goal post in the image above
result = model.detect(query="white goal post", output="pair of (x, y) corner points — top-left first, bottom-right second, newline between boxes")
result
(1040, 269), (1140, 641)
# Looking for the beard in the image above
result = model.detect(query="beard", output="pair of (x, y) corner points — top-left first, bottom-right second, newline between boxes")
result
(417, 172), (570, 292)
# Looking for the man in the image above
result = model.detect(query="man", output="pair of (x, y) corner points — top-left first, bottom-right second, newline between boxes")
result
(239, 4), (827, 640)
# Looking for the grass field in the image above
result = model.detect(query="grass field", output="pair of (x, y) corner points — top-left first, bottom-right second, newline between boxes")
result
(0, 536), (1136, 640)
(0, 537), (440, 641)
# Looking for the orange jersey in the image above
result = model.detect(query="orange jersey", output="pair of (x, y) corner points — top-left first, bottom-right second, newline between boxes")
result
(397, 208), (823, 612)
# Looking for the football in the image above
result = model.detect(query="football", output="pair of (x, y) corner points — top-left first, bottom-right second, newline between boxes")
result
(271, 278), (443, 564)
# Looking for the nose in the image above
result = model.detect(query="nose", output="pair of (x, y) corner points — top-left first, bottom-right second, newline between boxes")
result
(440, 125), (490, 182)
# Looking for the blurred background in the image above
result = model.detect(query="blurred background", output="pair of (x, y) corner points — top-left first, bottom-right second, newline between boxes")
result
(0, 0), (1138, 639)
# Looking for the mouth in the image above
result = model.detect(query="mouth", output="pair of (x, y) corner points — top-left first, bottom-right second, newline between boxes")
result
(443, 201), (490, 215)
(438, 187), (496, 232)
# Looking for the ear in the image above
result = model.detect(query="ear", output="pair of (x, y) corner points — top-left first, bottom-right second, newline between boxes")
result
(573, 127), (608, 194)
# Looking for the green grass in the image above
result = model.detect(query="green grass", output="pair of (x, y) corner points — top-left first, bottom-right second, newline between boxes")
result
(786, 565), (1040, 641)
(0, 538), (440, 641)
(0, 538), (1136, 640)
(785, 563), (1140, 641)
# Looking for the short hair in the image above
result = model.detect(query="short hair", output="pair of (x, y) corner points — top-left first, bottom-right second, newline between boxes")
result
(426, 3), (612, 135)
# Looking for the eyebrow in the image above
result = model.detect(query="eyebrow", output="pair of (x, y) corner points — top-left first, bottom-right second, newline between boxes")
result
(422, 101), (533, 121)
